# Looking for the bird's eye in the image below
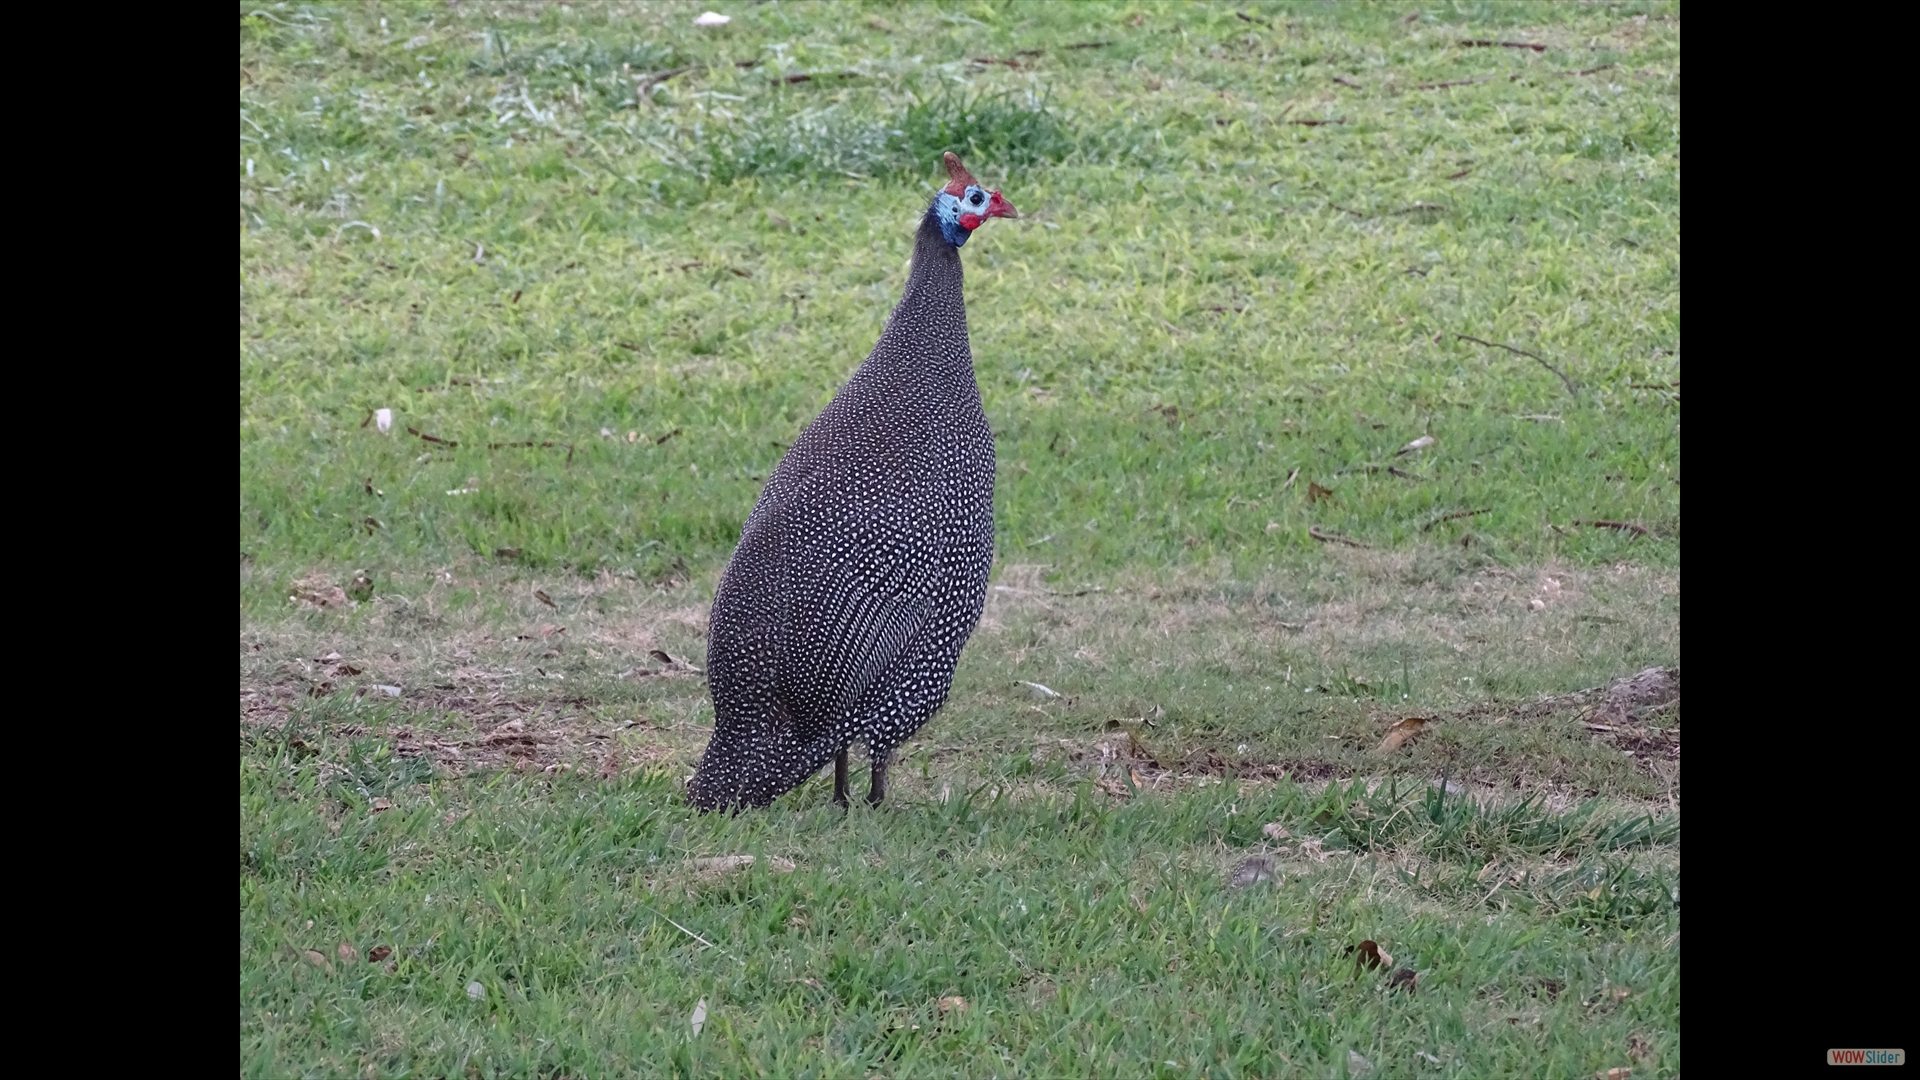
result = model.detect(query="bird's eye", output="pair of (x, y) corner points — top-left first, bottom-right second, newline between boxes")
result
(970, 191), (984, 205)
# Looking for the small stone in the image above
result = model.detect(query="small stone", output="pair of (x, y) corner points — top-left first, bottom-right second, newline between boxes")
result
(1230, 856), (1275, 888)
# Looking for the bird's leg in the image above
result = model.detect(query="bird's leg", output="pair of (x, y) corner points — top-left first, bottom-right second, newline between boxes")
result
(867, 746), (892, 807)
(832, 747), (850, 809)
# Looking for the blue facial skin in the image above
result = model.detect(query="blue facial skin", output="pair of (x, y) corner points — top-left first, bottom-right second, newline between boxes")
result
(932, 185), (991, 247)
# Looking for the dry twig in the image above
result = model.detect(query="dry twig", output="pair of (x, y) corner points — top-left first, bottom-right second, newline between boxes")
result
(1309, 525), (1368, 548)
(1456, 334), (1578, 397)
(1460, 39), (1546, 51)
(1421, 508), (1491, 532)
(1575, 519), (1656, 538)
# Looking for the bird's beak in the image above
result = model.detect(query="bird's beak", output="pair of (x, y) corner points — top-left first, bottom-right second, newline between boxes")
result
(986, 190), (1019, 219)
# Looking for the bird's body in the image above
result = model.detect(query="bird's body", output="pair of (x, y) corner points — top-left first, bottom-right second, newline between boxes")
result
(688, 155), (1016, 811)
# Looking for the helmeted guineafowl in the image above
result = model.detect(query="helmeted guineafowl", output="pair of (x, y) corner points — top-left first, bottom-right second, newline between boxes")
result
(688, 152), (1019, 812)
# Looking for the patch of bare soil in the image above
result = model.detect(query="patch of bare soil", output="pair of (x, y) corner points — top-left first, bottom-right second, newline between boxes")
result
(242, 564), (721, 777)
(1522, 666), (1680, 766)
(244, 558), (1677, 795)
(1028, 664), (1678, 800)
(1035, 730), (1347, 797)
(241, 674), (708, 778)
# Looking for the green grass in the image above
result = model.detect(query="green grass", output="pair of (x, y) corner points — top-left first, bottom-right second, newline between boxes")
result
(244, 713), (1675, 1079)
(239, 0), (1678, 594)
(240, 2), (1679, 1075)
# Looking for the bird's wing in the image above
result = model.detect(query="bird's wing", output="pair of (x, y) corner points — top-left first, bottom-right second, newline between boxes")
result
(769, 489), (939, 738)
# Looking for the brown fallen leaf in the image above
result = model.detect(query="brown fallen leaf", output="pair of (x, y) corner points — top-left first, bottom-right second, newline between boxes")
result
(368, 945), (392, 964)
(535, 589), (557, 609)
(1307, 481), (1334, 503)
(1387, 967), (1418, 993)
(649, 649), (704, 673)
(937, 995), (968, 1015)
(337, 942), (359, 963)
(1627, 1035), (1651, 1062)
(1351, 939), (1393, 970)
(370, 798), (393, 813)
(1375, 717), (1431, 754)
(303, 949), (333, 975)
(1261, 822), (1291, 841)
(1596, 1070), (1630, 1080)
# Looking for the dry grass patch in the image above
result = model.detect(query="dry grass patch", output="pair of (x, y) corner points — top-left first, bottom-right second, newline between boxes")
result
(242, 549), (1676, 803)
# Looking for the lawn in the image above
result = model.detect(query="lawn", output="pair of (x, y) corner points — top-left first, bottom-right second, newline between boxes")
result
(240, 2), (1679, 1076)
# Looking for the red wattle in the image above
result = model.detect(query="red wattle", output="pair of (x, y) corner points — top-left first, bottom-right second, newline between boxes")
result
(959, 212), (983, 230)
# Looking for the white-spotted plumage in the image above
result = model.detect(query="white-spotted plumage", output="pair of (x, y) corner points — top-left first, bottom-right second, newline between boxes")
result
(689, 173), (1004, 811)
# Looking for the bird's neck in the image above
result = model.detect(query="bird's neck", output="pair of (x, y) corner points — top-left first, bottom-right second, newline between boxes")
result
(862, 210), (969, 371)
(904, 207), (966, 299)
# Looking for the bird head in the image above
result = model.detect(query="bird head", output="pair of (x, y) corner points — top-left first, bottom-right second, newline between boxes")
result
(931, 151), (1018, 247)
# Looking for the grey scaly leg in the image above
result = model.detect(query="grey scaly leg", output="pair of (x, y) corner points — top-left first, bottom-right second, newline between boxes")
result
(867, 746), (892, 807)
(833, 747), (850, 808)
